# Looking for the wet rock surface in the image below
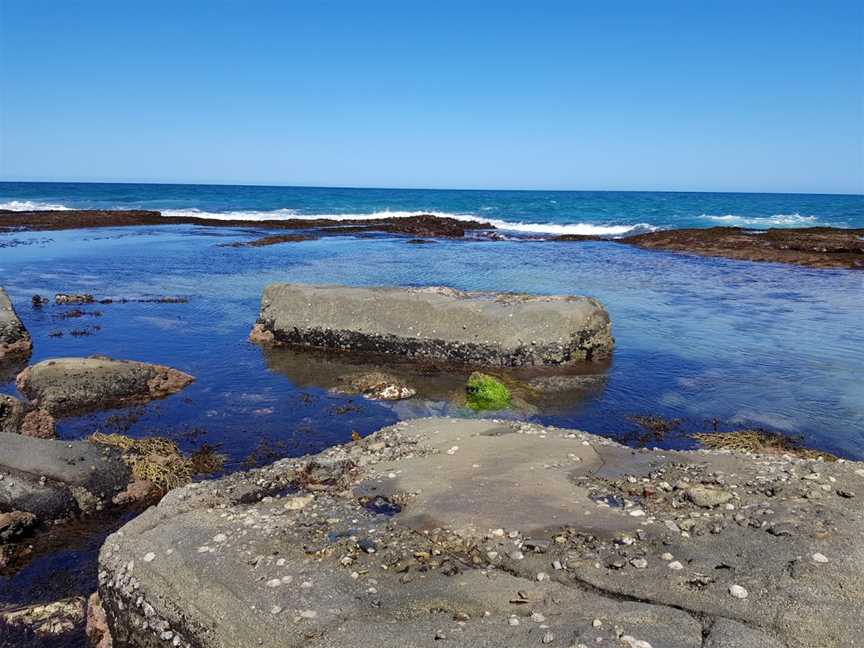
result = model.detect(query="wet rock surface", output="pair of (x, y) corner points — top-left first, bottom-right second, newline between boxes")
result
(98, 417), (864, 648)
(0, 595), (87, 641)
(329, 371), (417, 401)
(0, 394), (26, 435)
(253, 284), (613, 367)
(0, 287), (32, 363)
(15, 356), (194, 416)
(621, 227), (864, 269)
(0, 433), (131, 521)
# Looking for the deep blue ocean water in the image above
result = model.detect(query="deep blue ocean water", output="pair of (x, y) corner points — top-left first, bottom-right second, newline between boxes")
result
(1, 181), (862, 235)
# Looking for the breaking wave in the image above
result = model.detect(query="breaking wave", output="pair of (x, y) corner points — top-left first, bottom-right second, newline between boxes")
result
(701, 213), (821, 227)
(0, 199), (72, 211)
(1, 201), (654, 237)
(160, 208), (653, 236)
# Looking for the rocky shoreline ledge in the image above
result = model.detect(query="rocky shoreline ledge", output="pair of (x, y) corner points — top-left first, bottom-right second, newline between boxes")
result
(2, 209), (862, 268)
(97, 417), (863, 648)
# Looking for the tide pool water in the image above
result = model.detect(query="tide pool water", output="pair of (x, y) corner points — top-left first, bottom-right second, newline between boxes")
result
(1, 181), (862, 236)
(1, 214), (862, 461)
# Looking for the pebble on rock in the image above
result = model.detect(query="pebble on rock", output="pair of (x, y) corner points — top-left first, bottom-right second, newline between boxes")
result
(729, 584), (748, 599)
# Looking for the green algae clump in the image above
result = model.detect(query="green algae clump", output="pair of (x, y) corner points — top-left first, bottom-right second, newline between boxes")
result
(466, 372), (512, 411)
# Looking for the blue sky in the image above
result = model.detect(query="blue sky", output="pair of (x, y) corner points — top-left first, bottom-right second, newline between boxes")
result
(1, 1), (861, 193)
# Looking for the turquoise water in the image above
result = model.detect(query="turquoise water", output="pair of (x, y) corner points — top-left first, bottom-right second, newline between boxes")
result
(1, 212), (862, 460)
(2, 181), (862, 235)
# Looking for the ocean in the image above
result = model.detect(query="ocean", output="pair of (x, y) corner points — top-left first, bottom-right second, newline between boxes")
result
(1, 181), (862, 234)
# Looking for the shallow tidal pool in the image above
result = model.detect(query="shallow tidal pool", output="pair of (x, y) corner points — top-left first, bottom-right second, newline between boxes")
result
(1, 223), (863, 464)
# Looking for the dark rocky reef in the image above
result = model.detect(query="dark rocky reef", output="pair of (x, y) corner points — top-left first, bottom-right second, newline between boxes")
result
(620, 227), (864, 269)
(226, 234), (319, 248)
(0, 209), (493, 239)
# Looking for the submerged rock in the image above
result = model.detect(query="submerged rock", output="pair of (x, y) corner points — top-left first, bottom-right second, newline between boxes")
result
(0, 510), (37, 542)
(226, 233), (318, 248)
(330, 371), (417, 401)
(15, 356), (194, 416)
(98, 417), (864, 648)
(55, 292), (95, 305)
(0, 287), (32, 362)
(252, 284), (613, 367)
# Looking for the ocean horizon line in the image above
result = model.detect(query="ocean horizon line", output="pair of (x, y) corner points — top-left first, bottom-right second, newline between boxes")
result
(1, 179), (861, 198)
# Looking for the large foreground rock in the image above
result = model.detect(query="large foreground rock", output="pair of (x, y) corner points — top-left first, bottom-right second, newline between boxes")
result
(0, 287), (32, 362)
(252, 284), (613, 367)
(0, 432), (130, 520)
(99, 418), (863, 648)
(15, 356), (194, 416)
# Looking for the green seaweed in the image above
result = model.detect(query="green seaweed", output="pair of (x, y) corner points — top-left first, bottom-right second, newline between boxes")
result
(466, 372), (512, 410)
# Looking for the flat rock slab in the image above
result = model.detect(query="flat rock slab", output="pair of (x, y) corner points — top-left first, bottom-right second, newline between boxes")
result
(99, 418), (864, 648)
(0, 433), (130, 520)
(253, 284), (613, 367)
(0, 287), (32, 361)
(15, 356), (194, 416)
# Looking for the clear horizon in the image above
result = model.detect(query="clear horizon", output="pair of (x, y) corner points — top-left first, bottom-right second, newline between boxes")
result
(1, 1), (862, 194)
(1, 178), (862, 198)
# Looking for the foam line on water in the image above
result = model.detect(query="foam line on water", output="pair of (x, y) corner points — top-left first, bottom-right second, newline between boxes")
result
(701, 213), (821, 227)
(1, 201), (653, 237)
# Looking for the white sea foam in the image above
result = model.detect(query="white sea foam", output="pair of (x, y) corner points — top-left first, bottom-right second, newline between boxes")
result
(0, 199), (72, 211)
(161, 208), (652, 236)
(161, 207), (303, 221)
(702, 213), (820, 227)
(482, 219), (654, 236)
(1, 200), (653, 237)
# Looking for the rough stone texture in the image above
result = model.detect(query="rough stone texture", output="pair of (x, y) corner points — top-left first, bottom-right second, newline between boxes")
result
(19, 408), (56, 438)
(0, 432), (131, 521)
(86, 592), (114, 648)
(15, 356), (194, 416)
(99, 417), (863, 648)
(0, 596), (87, 638)
(0, 393), (26, 434)
(703, 618), (786, 648)
(0, 287), (32, 361)
(253, 284), (613, 367)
